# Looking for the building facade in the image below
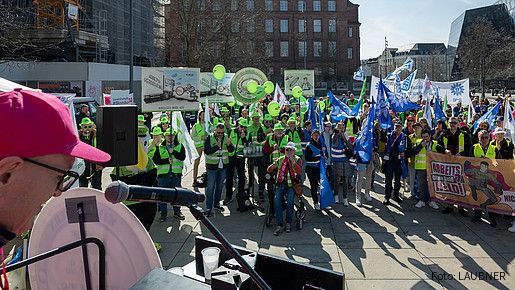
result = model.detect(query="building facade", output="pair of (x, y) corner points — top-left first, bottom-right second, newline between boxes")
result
(165, 0), (361, 91)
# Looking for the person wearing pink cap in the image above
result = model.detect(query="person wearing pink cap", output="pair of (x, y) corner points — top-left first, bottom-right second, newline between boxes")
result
(0, 89), (110, 248)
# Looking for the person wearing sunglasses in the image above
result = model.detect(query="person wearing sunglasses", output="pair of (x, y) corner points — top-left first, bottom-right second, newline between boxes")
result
(0, 89), (110, 249)
(438, 116), (472, 216)
(77, 117), (103, 190)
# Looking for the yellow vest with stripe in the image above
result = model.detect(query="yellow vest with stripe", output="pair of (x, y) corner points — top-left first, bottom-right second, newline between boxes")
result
(205, 133), (230, 165)
(443, 132), (465, 153)
(191, 122), (206, 148)
(248, 123), (264, 144)
(274, 155), (301, 187)
(409, 135), (422, 167)
(229, 129), (247, 156)
(473, 144), (496, 159)
(287, 129), (303, 156)
(268, 134), (289, 163)
(148, 145), (170, 175)
(169, 143), (183, 174)
(346, 119), (355, 137)
(414, 140), (438, 170)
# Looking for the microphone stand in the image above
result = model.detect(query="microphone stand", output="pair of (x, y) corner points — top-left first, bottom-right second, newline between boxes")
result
(189, 205), (271, 290)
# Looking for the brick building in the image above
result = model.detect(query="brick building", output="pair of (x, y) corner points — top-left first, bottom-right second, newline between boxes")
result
(165, 0), (361, 91)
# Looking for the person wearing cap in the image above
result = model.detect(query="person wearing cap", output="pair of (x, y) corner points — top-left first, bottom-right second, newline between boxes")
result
(279, 113), (289, 128)
(285, 117), (304, 157)
(469, 130), (501, 226)
(77, 117), (103, 190)
(247, 111), (268, 201)
(383, 122), (406, 205)
(409, 129), (442, 209)
(305, 129), (327, 210)
(263, 123), (289, 213)
(75, 103), (91, 128)
(158, 116), (170, 133)
(0, 90), (110, 250)
(403, 115), (416, 136)
(191, 110), (207, 187)
(266, 142), (302, 236)
(225, 118), (251, 209)
(263, 114), (274, 136)
(438, 116), (472, 216)
(331, 121), (353, 206)
(204, 122), (235, 216)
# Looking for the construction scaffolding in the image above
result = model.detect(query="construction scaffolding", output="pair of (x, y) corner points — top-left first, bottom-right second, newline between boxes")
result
(33, 0), (81, 31)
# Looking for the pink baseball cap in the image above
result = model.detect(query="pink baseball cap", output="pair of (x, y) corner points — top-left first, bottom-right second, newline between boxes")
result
(0, 89), (111, 163)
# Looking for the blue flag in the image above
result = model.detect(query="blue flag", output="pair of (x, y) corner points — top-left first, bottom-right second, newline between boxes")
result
(307, 97), (319, 130)
(400, 69), (417, 92)
(375, 79), (393, 129)
(329, 91), (361, 121)
(434, 90), (446, 122)
(355, 102), (376, 163)
(386, 57), (414, 80)
(319, 157), (334, 209)
(353, 66), (364, 81)
(473, 101), (501, 131)
(382, 81), (421, 113)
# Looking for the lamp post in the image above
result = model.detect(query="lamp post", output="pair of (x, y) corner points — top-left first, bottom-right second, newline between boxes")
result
(129, 0), (134, 93)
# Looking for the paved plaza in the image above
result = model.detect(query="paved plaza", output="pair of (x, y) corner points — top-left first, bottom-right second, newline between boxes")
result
(103, 160), (515, 290)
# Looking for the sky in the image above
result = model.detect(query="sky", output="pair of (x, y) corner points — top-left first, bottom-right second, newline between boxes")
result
(352, 0), (495, 59)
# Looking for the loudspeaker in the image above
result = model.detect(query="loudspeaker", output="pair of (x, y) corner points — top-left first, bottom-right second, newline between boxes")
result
(96, 105), (138, 167)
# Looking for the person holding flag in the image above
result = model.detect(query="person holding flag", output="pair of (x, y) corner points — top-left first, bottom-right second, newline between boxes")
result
(331, 121), (353, 206)
(383, 122), (406, 205)
(305, 129), (326, 210)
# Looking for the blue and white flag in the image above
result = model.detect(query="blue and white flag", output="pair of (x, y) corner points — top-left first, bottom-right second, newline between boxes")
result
(504, 98), (515, 142)
(400, 69), (417, 92)
(375, 79), (393, 129)
(473, 101), (501, 131)
(383, 81), (421, 113)
(329, 91), (361, 121)
(307, 97), (319, 130)
(386, 57), (414, 80)
(355, 102), (376, 163)
(353, 66), (365, 81)
(319, 157), (335, 209)
(423, 99), (433, 128)
(433, 88), (446, 122)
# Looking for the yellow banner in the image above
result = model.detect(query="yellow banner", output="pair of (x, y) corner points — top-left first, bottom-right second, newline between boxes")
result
(427, 152), (515, 216)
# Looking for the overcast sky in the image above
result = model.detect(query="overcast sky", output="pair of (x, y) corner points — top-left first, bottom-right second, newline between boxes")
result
(352, 0), (495, 59)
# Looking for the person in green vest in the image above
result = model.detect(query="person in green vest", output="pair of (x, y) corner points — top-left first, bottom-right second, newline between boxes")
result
(191, 110), (207, 187)
(159, 116), (170, 133)
(248, 111), (267, 200)
(204, 123), (235, 217)
(78, 117), (103, 190)
(410, 129), (442, 209)
(148, 126), (185, 221)
(263, 114), (274, 136)
(225, 119), (253, 210)
(346, 93), (358, 109)
(285, 117), (304, 156)
(163, 128), (187, 220)
(263, 123), (289, 216)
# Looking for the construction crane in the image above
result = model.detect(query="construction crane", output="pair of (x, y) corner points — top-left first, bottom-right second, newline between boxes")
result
(33, 0), (81, 31)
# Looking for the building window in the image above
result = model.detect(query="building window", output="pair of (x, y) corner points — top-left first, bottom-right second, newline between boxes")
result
(265, 41), (274, 57)
(298, 41), (306, 57)
(348, 26), (353, 37)
(246, 19), (255, 32)
(197, 20), (204, 32)
(328, 19), (336, 32)
(213, 0), (221, 11)
(314, 41), (322, 57)
(280, 41), (289, 57)
(198, 0), (206, 10)
(328, 41), (336, 57)
(313, 0), (321, 11)
(328, 0), (336, 11)
(314, 67), (322, 76)
(280, 0), (288, 11)
(313, 19), (321, 33)
(298, 0), (305, 11)
(280, 19), (288, 33)
(347, 47), (353, 59)
(247, 0), (254, 11)
(265, 19), (273, 32)
(230, 0), (238, 11)
(298, 19), (306, 33)
(231, 20), (240, 32)
(265, 0), (273, 11)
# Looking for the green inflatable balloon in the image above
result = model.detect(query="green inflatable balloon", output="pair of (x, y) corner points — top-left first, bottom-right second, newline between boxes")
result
(255, 85), (265, 99)
(292, 86), (303, 98)
(247, 80), (258, 94)
(263, 81), (274, 94)
(213, 64), (226, 80)
(227, 101), (235, 107)
(300, 96), (308, 114)
(267, 101), (280, 117)
(318, 100), (326, 111)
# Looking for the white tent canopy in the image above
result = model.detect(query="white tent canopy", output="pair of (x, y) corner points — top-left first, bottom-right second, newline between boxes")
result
(0, 76), (38, 92)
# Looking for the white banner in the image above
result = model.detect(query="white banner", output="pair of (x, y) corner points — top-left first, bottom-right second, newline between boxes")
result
(85, 81), (102, 104)
(284, 70), (315, 96)
(110, 90), (133, 105)
(199, 72), (234, 103)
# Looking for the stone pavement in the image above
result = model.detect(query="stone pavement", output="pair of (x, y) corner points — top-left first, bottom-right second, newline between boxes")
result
(103, 160), (515, 289)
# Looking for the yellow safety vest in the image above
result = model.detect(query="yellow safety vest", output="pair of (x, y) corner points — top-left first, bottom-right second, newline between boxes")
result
(205, 133), (230, 166)
(191, 122), (206, 148)
(414, 140), (438, 170)
(473, 144), (496, 159)
(443, 132), (465, 153)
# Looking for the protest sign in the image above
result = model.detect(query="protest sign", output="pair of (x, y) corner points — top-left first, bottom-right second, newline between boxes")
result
(199, 72), (235, 103)
(427, 152), (515, 216)
(284, 70), (314, 96)
(110, 90), (133, 105)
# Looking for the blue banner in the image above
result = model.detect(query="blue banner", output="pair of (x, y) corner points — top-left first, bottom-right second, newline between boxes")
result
(319, 157), (335, 209)
(355, 102), (376, 163)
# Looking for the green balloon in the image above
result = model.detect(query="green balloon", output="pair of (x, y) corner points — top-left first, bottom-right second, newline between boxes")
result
(300, 96), (308, 114)
(247, 80), (258, 94)
(318, 100), (326, 111)
(263, 81), (274, 94)
(267, 101), (280, 117)
(292, 86), (303, 98)
(213, 64), (226, 80)
(227, 101), (235, 107)
(255, 85), (265, 99)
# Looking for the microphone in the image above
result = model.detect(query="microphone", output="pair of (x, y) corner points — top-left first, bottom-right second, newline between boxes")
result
(105, 181), (205, 206)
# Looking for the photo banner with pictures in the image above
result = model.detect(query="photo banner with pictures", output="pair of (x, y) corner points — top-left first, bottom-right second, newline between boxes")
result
(141, 67), (200, 112)
(284, 70), (315, 96)
(199, 72), (235, 103)
(427, 152), (515, 216)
